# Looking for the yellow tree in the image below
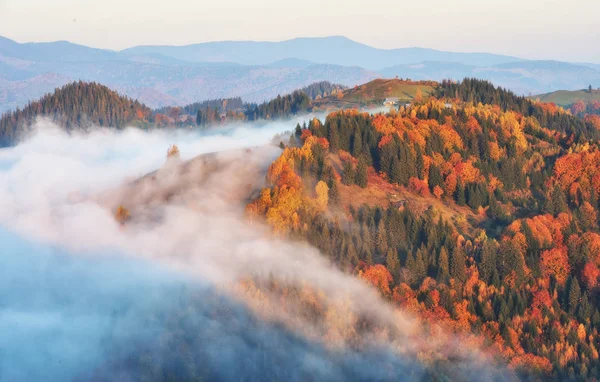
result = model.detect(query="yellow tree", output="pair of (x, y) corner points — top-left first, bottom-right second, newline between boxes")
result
(315, 181), (329, 210)
(115, 205), (130, 225)
(167, 144), (180, 159)
(414, 88), (423, 103)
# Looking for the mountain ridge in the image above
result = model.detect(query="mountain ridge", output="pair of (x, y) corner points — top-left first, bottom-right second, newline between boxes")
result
(1, 35), (600, 114)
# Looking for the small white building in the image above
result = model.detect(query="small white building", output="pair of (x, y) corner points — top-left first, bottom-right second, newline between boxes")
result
(383, 97), (399, 106)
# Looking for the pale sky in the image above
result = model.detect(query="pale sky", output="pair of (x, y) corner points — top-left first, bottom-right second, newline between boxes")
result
(0, 0), (599, 62)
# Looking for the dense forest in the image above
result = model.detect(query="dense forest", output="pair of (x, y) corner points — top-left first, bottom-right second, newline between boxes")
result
(0, 81), (152, 146)
(157, 81), (345, 127)
(298, 81), (346, 99)
(247, 79), (600, 380)
(155, 97), (245, 117)
(0, 80), (345, 144)
(570, 99), (600, 124)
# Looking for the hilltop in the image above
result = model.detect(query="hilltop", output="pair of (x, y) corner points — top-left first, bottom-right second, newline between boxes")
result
(0, 81), (152, 145)
(313, 78), (436, 109)
(533, 88), (600, 107)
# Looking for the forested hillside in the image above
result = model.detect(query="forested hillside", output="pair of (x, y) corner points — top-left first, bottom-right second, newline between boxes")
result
(299, 81), (346, 99)
(0, 81), (152, 145)
(156, 81), (345, 127)
(247, 79), (600, 380)
(0, 80), (344, 141)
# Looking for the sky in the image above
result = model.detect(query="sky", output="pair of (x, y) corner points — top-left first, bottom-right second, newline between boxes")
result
(0, 0), (599, 62)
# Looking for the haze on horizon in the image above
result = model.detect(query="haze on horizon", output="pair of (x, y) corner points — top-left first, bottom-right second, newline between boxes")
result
(0, 0), (598, 63)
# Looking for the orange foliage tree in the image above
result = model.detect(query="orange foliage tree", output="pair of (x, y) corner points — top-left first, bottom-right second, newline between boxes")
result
(115, 205), (130, 225)
(360, 264), (393, 296)
(540, 246), (570, 285)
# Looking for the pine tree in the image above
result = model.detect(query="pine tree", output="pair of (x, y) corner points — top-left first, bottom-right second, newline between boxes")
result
(355, 159), (368, 188)
(480, 241), (497, 283)
(415, 144), (425, 179)
(376, 219), (388, 255)
(390, 156), (403, 184)
(386, 248), (400, 282)
(342, 161), (355, 185)
(547, 185), (568, 215)
(437, 247), (450, 283)
(415, 247), (427, 281)
(405, 251), (416, 275)
(328, 180), (341, 205)
(569, 277), (581, 314)
(344, 242), (359, 270)
(450, 246), (467, 283)
(578, 292), (592, 323)
(361, 243), (374, 265)
(328, 122), (340, 150)
(456, 181), (466, 206)
(428, 164), (443, 192)
(352, 132), (363, 158)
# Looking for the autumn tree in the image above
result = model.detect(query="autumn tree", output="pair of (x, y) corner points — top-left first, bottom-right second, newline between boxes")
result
(315, 181), (329, 210)
(167, 144), (180, 159)
(540, 246), (570, 285)
(414, 88), (423, 103)
(115, 205), (130, 225)
(360, 264), (393, 296)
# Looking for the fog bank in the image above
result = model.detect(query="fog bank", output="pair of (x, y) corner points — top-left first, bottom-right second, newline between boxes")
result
(0, 119), (516, 381)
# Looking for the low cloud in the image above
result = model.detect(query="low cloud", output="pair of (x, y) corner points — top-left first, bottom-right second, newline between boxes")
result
(0, 118), (517, 381)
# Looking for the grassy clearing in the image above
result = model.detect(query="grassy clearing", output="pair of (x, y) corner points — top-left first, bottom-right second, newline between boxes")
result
(531, 89), (600, 106)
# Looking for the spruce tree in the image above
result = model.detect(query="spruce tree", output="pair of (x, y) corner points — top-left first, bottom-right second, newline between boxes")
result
(415, 247), (427, 281)
(415, 143), (425, 179)
(295, 123), (302, 138)
(355, 159), (368, 188)
(450, 246), (467, 283)
(390, 156), (403, 185)
(437, 247), (450, 283)
(569, 277), (581, 314)
(547, 185), (568, 215)
(376, 219), (388, 255)
(386, 248), (400, 282)
(456, 181), (466, 206)
(480, 241), (497, 283)
(352, 133), (363, 158)
(342, 161), (355, 185)
(405, 251), (416, 276)
(428, 164), (443, 192)
(328, 180), (341, 206)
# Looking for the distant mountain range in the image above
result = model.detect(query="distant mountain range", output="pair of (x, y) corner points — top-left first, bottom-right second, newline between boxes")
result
(119, 36), (522, 69)
(1, 35), (600, 114)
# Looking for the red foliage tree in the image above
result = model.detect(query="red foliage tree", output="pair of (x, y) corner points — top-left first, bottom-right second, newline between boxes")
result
(360, 264), (393, 296)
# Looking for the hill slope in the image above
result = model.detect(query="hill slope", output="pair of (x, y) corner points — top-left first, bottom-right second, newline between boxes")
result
(0, 81), (152, 145)
(533, 88), (600, 106)
(313, 78), (436, 109)
(247, 79), (600, 380)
